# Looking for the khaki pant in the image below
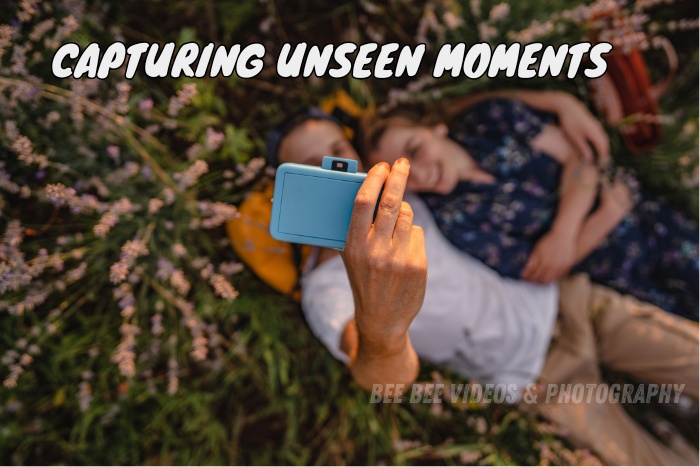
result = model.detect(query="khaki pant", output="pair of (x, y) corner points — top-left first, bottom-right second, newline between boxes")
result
(520, 274), (699, 466)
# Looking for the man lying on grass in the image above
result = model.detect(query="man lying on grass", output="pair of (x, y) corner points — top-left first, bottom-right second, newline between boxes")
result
(266, 103), (699, 466)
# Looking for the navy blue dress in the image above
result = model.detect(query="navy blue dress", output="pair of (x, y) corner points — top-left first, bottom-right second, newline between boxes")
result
(421, 99), (699, 320)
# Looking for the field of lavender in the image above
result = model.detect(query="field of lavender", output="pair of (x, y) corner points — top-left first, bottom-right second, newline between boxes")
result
(0, 0), (697, 464)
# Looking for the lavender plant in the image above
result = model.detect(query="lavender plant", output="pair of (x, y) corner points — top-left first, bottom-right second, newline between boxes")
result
(1, 0), (259, 431)
(0, 0), (696, 465)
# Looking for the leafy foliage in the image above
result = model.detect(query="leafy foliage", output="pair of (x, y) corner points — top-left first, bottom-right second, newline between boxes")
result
(0, 0), (696, 465)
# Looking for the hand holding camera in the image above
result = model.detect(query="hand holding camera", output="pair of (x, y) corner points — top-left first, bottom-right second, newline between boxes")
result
(270, 156), (427, 386)
(341, 159), (428, 352)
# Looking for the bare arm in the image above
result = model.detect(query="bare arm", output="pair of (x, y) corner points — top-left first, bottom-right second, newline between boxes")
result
(339, 159), (427, 394)
(552, 158), (600, 238)
(340, 319), (419, 394)
(573, 178), (633, 263)
(573, 209), (620, 263)
(522, 155), (599, 283)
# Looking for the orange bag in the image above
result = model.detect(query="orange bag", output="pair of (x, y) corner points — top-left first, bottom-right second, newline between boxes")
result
(226, 181), (312, 301)
(587, 11), (677, 153)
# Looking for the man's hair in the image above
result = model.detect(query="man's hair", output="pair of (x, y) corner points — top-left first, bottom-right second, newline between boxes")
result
(265, 107), (343, 168)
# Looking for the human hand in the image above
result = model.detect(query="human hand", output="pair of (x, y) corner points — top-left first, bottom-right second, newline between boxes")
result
(600, 177), (634, 222)
(341, 159), (427, 355)
(554, 93), (611, 169)
(521, 229), (577, 284)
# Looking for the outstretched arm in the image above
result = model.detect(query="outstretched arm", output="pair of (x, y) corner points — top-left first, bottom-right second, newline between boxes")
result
(340, 318), (419, 397)
(340, 159), (428, 394)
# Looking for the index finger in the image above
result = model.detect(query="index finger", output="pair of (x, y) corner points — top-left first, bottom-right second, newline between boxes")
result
(347, 162), (390, 244)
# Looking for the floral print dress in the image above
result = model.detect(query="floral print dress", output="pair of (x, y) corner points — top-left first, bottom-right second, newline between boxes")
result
(421, 98), (699, 320)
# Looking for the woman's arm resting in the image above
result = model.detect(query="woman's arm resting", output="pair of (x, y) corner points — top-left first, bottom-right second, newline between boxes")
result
(522, 159), (599, 283)
(552, 158), (600, 237)
(574, 178), (633, 263)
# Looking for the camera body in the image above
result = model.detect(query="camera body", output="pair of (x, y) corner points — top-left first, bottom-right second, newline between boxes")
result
(270, 156), (365, 249)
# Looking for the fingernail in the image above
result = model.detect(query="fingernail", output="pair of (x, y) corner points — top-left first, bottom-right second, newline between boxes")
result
(377, 162), (390, 172)
(396, 157), (409, 167)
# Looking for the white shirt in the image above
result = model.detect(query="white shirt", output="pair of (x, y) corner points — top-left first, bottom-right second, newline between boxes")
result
(301, 193), (558, 396)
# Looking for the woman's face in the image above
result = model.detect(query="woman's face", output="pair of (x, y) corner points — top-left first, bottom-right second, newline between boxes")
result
(278, 119), (363, 170)
(369, 121), (461, 194)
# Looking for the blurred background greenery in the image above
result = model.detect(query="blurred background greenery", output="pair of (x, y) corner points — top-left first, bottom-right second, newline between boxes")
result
(0, 0), (697, 465)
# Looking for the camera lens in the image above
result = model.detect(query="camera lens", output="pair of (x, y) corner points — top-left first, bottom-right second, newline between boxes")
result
(331, 160), (349, 172)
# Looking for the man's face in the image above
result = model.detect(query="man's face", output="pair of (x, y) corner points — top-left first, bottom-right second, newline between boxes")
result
(278, 119), (363, 170)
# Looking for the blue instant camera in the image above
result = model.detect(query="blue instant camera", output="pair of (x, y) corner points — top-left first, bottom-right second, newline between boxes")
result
(270, 156), (366, 249)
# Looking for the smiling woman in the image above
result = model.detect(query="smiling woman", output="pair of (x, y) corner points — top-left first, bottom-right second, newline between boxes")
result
(366, 115), (496, 194)
(51, 42), (266, 79)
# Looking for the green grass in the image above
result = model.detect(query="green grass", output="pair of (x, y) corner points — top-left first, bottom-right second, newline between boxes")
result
(1, 0), (697, 464)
